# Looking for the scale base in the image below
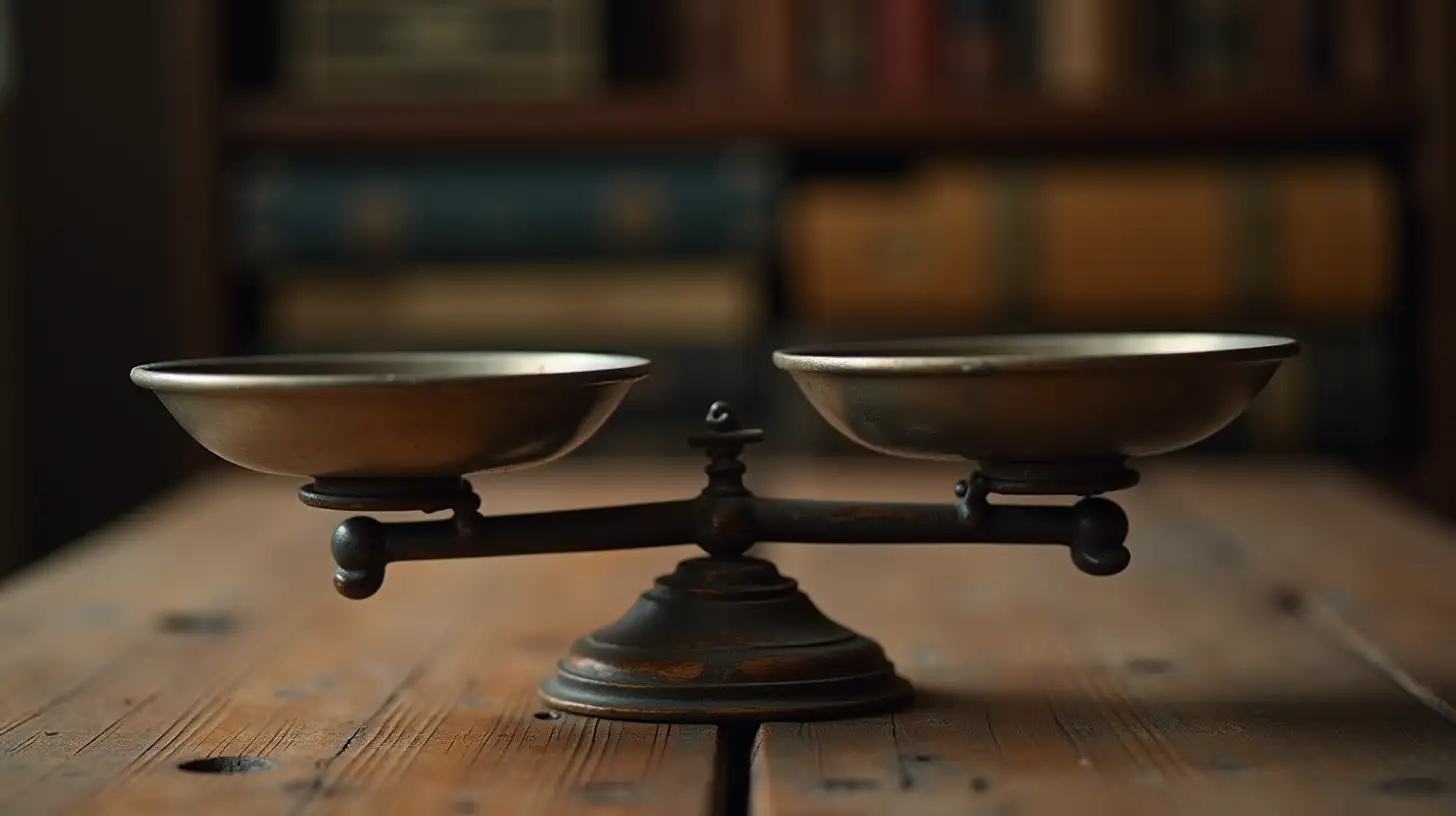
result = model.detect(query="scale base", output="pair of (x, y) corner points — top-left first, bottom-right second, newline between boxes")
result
(540, 555), (912, 723)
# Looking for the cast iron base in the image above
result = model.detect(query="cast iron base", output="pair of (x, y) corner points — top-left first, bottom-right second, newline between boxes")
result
(539, 555), (913, 723)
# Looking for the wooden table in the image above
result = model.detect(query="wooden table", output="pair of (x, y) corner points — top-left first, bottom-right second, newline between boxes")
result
(1, 457), (1453, 815)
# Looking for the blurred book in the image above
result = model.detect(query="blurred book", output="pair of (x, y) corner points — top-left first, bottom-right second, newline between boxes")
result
(784, 167), (1001, 327)
(283, 0), (600, 101)
(785, 157), (1395, 328)
(229, 150), (778, 266)
(259, 261), (764, 350)
(802, 0), (871, 93)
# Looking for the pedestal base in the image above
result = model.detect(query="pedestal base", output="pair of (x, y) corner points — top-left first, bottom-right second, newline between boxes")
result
(539, 556), (912, 723)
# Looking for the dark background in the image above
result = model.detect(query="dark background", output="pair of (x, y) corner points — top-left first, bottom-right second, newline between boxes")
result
(1, 0), (1452, 577)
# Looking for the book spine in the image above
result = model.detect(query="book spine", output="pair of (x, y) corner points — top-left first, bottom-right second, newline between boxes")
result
(261, 262), (765, 350)
(1179, 0), (1254, 94)
(875, 0), (934, 98)
(940, 0), (1006, 94)
(1123, 0), (1178, 89)
(676, 0), (734, 93)
(1003, 0), (1042, 89)
(284, 0), (600, 101)
(230, 152), (778, 265)
(785, 159), (1395, 328)
(1250, 0), (1309, 91)
(739, 0), (797, 97)
(1040, 0), (1121, 101)
(1301, 0), (1338, 86)
(1337, 0), (1390, 88)
(803, 0), (871, 93)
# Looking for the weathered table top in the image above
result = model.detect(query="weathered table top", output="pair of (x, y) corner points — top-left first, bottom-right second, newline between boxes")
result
(0, 457), (1453, 815)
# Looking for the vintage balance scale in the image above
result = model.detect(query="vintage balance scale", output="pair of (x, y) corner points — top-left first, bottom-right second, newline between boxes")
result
(131, 332), (1297, 723)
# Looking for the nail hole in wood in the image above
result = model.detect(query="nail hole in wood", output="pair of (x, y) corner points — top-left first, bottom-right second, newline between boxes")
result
(577, 781), (641, 804)
(1375, 776), (1447, 797)
(43, 731), (58, 736)
(157, 611), (236, 634)
(1124, 657), (1174, 675)
(533, 710), (561, 721)
(1270, 586), (1305, 616)
(822, 778), (877, 792)
(178, 756), (277, 774)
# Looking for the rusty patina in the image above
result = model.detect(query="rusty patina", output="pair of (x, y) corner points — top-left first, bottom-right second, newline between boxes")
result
(317, 402), (1133, 722)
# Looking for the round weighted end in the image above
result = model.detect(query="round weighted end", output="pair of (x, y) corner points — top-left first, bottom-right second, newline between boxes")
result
(331, 516), (387, 599)
(1070, 497), (1131, 577)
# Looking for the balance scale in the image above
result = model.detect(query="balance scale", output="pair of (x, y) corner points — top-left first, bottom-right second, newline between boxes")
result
(131, 332), (1298, 723)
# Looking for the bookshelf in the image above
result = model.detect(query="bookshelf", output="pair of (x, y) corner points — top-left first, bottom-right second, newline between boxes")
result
(161, 0), (1456, 514)
(226, 94), (1415, 151)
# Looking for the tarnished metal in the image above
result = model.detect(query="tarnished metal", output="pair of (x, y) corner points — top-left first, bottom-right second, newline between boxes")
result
(772, 332), (1299, 462)
(539, 556), (914, 723)
(308, 402), (1133, 720)
(129, 334), (1297, 723)
(129, 351), (651, 477)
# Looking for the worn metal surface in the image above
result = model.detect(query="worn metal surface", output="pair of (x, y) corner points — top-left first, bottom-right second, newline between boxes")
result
(309, 403), (1134, 720)
(127, 334), (1292, 724)
(773, 332), (1298, 461)
(4, 459), (1455, 813)
(540, 555), (915, 723)
(128, 351), (651, 477)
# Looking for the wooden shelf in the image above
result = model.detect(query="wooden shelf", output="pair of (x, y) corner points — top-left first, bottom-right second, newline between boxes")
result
(226, 93), (1418, 152)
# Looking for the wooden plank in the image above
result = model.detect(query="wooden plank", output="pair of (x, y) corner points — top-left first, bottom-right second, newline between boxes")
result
(0, 460), (721, 815)
(750, 460), (1456, 816)
(1150, 461), (1456, 713)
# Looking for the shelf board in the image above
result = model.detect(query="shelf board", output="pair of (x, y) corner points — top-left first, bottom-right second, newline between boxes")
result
(225, 92), (1418, 152)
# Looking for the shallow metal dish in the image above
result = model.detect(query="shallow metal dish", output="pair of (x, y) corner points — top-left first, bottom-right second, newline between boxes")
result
(772, 333), (1299, 462)
(131, 351), (651, 478)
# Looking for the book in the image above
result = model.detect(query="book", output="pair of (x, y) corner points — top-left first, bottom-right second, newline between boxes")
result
(259, 261), (765, 350)
(803, 0), (872, 93)
(1040, 0), (1124, 101)
(784, 169), (1000, 326)
(875, 0), (934, 98)
(283, 0), (601, 101)
(739, 0), (796, 97)
(785, 157), (1396, 327)
(675, 0), (734, 93)
(1179, 0), (1254, 94)
(941, 0), (1008, 94)
(230, 150), (780, 265)
(1035, 161), (1234, 321)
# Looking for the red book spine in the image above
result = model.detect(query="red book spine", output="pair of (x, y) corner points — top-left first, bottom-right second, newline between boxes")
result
(877, 0), (934, 97)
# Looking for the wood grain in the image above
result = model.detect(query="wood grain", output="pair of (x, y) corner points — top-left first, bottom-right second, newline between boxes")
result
(749, 459), (1456, 816)
(1150, 462), (1456, 715)
(0, 460), (722, 815)
(5, 457), (1455, 815)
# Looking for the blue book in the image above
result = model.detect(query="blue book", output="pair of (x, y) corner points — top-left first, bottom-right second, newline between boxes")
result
(228, 150), (779, 266)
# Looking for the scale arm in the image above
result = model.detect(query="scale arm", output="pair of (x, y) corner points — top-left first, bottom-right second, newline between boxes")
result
(330, 500), (696, 599)
(747, 494), (1131, 576)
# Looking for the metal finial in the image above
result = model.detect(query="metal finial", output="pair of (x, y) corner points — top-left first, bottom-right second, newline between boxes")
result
(706, 401), (741, 432)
